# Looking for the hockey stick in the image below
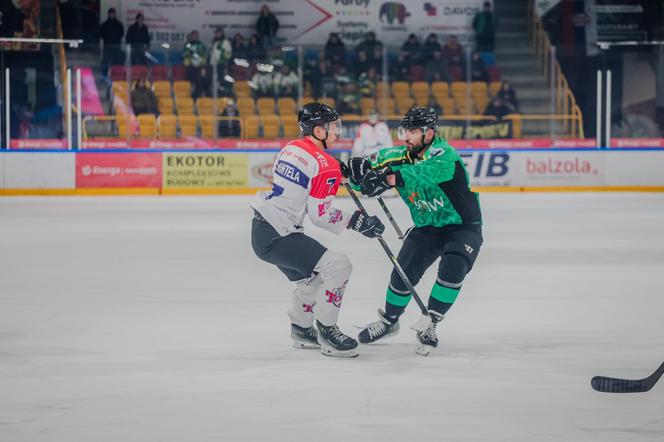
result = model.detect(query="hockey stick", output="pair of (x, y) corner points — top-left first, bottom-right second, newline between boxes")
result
(344, 183), (432, 332)
(377, 197), (406, 240)
(591, 360), (664, 393)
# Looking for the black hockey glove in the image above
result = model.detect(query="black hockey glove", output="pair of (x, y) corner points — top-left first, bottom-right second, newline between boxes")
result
(347, 157), (372, 185)
(360, 168), (393, 197)
(339, 160), (350, 179)
(347, 210), (385, 238)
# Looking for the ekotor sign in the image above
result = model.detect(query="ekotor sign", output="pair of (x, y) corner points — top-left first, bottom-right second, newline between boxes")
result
(118, 0), (491, 47)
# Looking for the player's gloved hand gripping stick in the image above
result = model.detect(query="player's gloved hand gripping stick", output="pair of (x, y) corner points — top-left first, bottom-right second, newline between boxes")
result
(343, 182), (432, 332)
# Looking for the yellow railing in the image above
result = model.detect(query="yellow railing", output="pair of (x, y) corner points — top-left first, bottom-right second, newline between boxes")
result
(529, 0), (585, 138)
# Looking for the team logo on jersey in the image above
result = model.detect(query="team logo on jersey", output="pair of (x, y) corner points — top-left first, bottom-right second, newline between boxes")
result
(302, 303), (314, 313)
(411, 195), (445, 212)
(275, 160), (310, 188)
(328, 209), (343, 224)
(325, 281), (347, 308)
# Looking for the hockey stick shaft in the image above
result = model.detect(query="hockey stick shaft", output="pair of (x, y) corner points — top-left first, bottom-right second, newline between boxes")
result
(344, 183), (427, 314)
(591, 360), (664, 393)
(377, 196), (405, 240)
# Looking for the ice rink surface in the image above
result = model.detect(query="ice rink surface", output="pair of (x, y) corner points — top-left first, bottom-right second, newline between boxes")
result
(1, 193), (663, 441)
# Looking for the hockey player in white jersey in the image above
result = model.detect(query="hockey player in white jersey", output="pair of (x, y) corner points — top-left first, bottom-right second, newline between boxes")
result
(351, 110), (393, 158)
(250, 103), (385, 358)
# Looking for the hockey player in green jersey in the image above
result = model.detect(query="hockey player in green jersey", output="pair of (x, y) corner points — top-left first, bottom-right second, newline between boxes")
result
(349, 107), (483, 355)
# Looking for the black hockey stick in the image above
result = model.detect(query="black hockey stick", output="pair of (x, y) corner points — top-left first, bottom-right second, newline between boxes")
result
(344, 183), (432, 331)
(591, 361), (664, 393)
(377, 197), (406, 240)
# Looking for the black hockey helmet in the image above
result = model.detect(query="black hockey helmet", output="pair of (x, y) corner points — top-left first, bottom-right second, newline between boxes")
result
(298, 102), (342, 149)
(400, 106), (438, 132)
(398, 106), (439, 154)
(298, 102), (341, 135)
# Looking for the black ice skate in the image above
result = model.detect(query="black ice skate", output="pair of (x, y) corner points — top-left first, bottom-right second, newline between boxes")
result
(316, 321), (359, 358)
(415, 311), (444, 356)
(357, 309), (400, 344)
(291, 324), (320, 349)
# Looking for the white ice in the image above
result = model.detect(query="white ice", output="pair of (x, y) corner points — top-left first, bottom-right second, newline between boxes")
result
(1, 193), (663, 442)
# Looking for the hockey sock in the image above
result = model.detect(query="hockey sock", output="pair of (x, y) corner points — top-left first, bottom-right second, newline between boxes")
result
(384, 286), (411, 320)
(428, 282), (460, 315)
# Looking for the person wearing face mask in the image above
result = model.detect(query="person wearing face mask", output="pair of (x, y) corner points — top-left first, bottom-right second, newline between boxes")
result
(250, 103), (385, 358)
(352, 110), (393, 158)
(346, 107), (483, 356)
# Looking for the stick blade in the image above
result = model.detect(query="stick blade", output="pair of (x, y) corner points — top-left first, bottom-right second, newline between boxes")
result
(591, 376), (652, 393)
(410, 314), (432, 333)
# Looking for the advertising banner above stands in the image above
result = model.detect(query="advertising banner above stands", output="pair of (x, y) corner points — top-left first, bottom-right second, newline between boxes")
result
(117, 0), (492, 47)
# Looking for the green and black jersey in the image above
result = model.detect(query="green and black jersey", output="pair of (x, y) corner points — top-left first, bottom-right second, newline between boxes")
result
(362, 136), (482, 228)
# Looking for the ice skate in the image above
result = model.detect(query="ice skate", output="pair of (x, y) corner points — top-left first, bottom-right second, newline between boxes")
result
(415, 311), (444, 356)
(291, 324), (320, 349)
(316, 321), (359, 358)
(357, 309), (400, 343)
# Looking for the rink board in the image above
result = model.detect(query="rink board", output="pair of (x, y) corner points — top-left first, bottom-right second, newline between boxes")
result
(1, 149), (664, 195)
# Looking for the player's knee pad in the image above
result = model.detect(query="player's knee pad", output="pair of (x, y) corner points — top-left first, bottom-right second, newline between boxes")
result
(438, 252), (470, 285)
(314, 250), (353, 282)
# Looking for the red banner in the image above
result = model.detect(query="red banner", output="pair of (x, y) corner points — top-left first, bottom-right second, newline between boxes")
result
(611, 138), (664, 148)
(76, 153), (163, 188)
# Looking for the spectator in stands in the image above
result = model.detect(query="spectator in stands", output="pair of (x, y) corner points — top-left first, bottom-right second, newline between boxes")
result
(255, 5), (279, 51)
(318, 60), (337, 99)
(251, 65), (275, 97)
(274, 63), (299, 98)
(336, 76), (359, 115)
(355, 31), (382, 58)
(218, 101), (241, 137)
(358, 66), (379, 97)
(470, 52), (489, 82)
(324, 33), (347, 71)
(484, 96), (512, 120)
(231, 33), (248, 60)
(100, 8), (125, 75)
(442, 35), (465, 79)
(246, 34), (267, 63)
(184, 30), (208, 84)
(192, 66), (212, 99)
(372, 46), (384, 73)
(390, 54), (409, 81)
(126, 13), (151, 65)
(354, 50), (373, 79)
(425, 51), (449, 83)
(423, 33), (442, 54)
(427, 97), (443, 115)
(401, 34), (423, 65)
(496, 80), (519, 113)
(303, 57), (322, 97)
(131, 75), (158, 115)
(473, 1), (497, 52)
(210, 28), (232, 71)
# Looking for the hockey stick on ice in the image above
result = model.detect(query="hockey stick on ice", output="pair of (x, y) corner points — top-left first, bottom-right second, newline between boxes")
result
(377, 197), (406, 240)
(591, 360), (664, 393)
(344, 183), (432, 332)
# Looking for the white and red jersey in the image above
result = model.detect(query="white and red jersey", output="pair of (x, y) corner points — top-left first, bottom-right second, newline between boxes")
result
(251, 138), (352, 237)
(351, 121), (393, 158)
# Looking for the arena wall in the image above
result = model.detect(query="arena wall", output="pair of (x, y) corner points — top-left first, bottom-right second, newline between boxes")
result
(1, 149), (663, 195)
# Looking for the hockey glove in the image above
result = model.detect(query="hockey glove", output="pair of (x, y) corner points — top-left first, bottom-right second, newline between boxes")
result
(347, 157), (372, 186)
(360, 168), (393, 197)
(339, 160), (350, 179)
(347, 210), (385, 238)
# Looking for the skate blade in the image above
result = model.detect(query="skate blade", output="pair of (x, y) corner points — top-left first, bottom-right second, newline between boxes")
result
(410, 314), (433, 332)
(415, 343), (435, 356)
(292, 340), (321, 350)
(320, 344), (359, 358)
